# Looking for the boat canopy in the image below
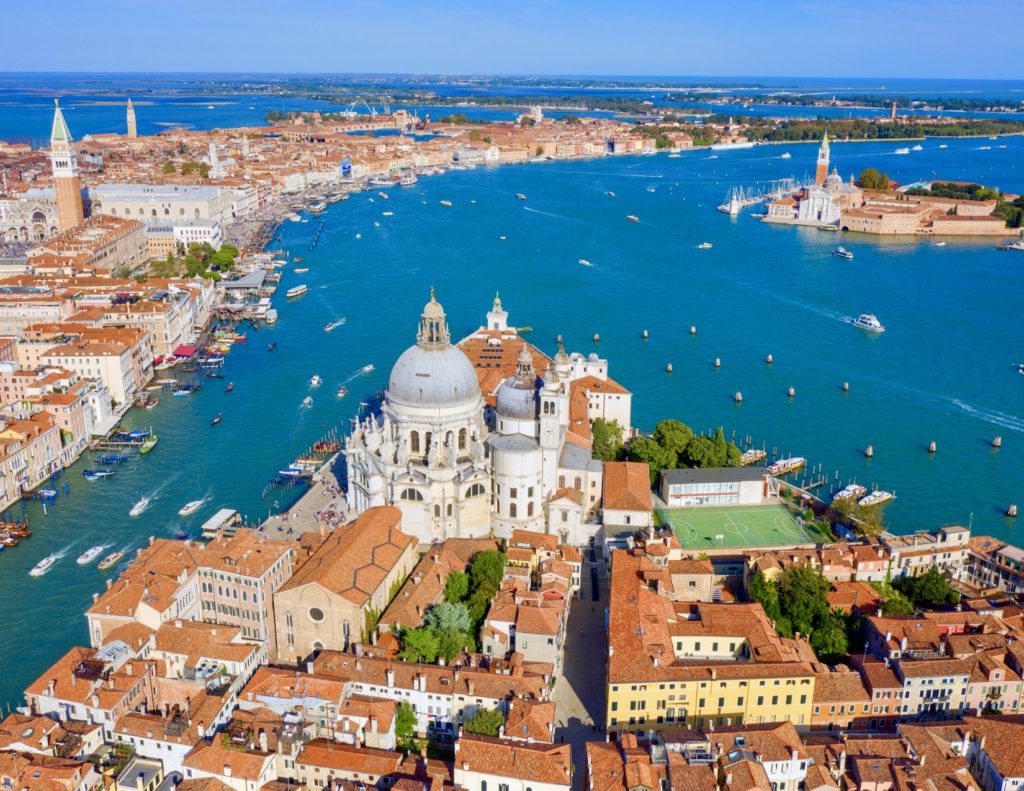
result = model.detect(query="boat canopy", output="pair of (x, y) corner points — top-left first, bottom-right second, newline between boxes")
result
(173, 345), (197, 358)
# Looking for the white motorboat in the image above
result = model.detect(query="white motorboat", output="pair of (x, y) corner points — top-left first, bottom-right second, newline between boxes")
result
(302, 396), (314, 407)
(76, 546), (105, 565)
(129, 496), (150, 517)
(894, 147), (910, 155)
(626, 215), (640, 223)
(324, 319), (346, 332)
(309, 375), (322, 388)
(29, 555), (57, 577)
(578, 259), (592, 267)
(265, 309), (278, 324)
(516, 193), (527, 200)
(697, 242), (713, 250)
(833, 246), (854, 260)
(832, 483), (868, 503)
(780, 152), (792, 159)
(179, 500), (204, 517)
(286, 285), (308, 298)
(439, 200), (452, 207)
(98, 550), (125, 570)
(853, 314), (885, 333)
(359, 364), (375, 374)
(911, 144), (923, 151)
(858, 490), (894, 507)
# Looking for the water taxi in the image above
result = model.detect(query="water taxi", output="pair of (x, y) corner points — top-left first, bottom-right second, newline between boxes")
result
(853, 314), (885, 333)
(266, 309), (278, 324)
(439, 200), (453, 207)
(739, 448), (767, 466)
(382, 211), (394, 217)
(938, 144), (948, 149)
(894, 147), (910, 155)
(294, 267), (310, 273)
(179, 500), (205, 516)
(210, 413), (223, 427)
(302, 396), (313, 408)
(98, 550), (125, 570)
(578, 259), (592, 267)
(697, 242), (713, 250)
(337, 385), (348, 398)
(359, 364), (375, 374)
(516, 194), (527, 200)
(286, 285), (308, 298)
(77, 546), (105, 565)
(378, 191), (389, 200)
(832, 246), (854, 260)
(324, 319), (346, 332)
(129, 496), (151, 517)
(780, 152), (792, 159)
(606, 191), (615, 197)
(29, 555), (58, 577)
(767, 457), (806, 476)
(858, 490), (894, 507)
(911, 144), (924, 151)
(309, 375), (322, 388)
(626, 215), (640, 223)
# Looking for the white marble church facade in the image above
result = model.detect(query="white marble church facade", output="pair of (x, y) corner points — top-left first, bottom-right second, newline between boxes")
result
(344, 291), (630, 545)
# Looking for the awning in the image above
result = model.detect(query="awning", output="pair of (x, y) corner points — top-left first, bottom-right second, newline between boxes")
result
(173, 345), (197, 358)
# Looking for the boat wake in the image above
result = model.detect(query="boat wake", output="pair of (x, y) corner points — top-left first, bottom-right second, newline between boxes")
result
(521, 206), (578, 222)
(572, 170), (664, 180)
(952, 400), (1024, 433)
(343, 365), (375, 383)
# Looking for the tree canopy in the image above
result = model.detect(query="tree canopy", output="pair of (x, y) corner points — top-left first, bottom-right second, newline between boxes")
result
(858, 167), (891, 190)
(463, 707), (505, 737)
(398, 627), (439, 664)
(425, 601), (471, 633)
(627, 419), (744, 483)
(591, 418), (624, 462)
(444, 571), (469, 603)
(892, 567), (959, 608)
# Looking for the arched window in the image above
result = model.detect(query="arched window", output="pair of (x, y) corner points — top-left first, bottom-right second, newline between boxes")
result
(527, 502), (534, 517)
(466, 483), (485, 498)
(434, 504), (441, 518)
(31, 211), (45, 223)
(151, 208), (157, 217)
(138, 208), (144, 215)
(110, 208), (117, 215)
(458, 428), (467, 450)
(509, 503), (517, 518)
(574, 477), (582, 491)
(164, 207), (170, 216)
(410, 431), (420, 453)
(558, 475), (565, 489)
(400, 488), (423, 501)
(194, 208), (200, 218)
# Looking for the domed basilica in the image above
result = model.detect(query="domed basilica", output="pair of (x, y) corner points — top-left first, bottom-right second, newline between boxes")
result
(344, 290), (633, 544)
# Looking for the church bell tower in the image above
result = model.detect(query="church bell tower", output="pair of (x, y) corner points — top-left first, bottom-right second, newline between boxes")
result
(814, 131), (830, 186)
(50, 99), (85, 232)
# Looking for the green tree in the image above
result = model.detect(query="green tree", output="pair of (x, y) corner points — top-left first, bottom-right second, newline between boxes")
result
(810, 611), (849, 662)
(469, 551), (506, 593)
(395, 702), (417, 738)
(871, 580), (915, 615)
(778, 564), (830, 637)
(444, 571), (469, 603)
(681, 436), (717, 468)
(653, 419), (693, 461)
(162, 162), (176, 174)
(858, 167), (890, 191)
(893, 567), (959, 608)
(467, 584), (497, 624)
(627, 436), (675, 483)
(425, 602), (471, 633)
(748, 571), (781, 623)
(463, 707), (505, 737)
(591, 418), (624, 462)
(711, 427), (729, 466)
(151, 253), (178, 278)
(209, 249), (237, 270)
(437, 627), (473, 661)
(398, 627), (440, 663)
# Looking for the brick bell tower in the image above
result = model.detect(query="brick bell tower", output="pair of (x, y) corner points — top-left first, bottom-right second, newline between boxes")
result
(50, 99), (85, 232)
(814, 131), (830, 187)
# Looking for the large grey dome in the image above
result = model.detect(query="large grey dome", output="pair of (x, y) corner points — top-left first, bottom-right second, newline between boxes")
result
(387, 289), (481, 407)
(388, 345), (481, 406)
(496, 375), (537, 419)
(495, 344), (538, 420)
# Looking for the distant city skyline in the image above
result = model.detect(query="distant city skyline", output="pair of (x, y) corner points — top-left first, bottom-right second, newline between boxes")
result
(1, 0), (1020, 80)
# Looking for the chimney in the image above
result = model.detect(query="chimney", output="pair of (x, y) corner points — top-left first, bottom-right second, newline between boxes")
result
(224, 764), (232, 777)
(839, 750), (847, 775)
(149, 535), (155, 546)
(106, 578), (114, 590)
(900, 637), (908, 651)
(370, 716), (378, 733)
(259, 730), (268, 751)
(175, 619), (182, 628)
(356, 659), (362, 672)
(46, 679), (56, 696)
(92, 593), (99, 604)
(468, 680), (475, 696)
(454, 668), (461, 682)
(498, 724), (505, 738)
(885, 630), (892, 643)
(136, 775), (144, 791)
(386, 669), (395, 688)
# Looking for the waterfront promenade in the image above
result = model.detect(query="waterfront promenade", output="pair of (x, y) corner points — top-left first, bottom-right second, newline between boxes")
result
(258, 455), (350, 540)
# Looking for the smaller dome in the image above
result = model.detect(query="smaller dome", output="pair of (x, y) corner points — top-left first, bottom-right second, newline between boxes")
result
(496, 343), (538, 420)
(588, 352), (599, 361)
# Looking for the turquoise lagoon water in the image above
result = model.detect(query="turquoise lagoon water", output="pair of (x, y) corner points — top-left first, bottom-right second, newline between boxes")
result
(0, 135), (1023, 707)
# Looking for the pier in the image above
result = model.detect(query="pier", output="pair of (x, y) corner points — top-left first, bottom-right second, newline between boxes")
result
(258, 454), (349, 541)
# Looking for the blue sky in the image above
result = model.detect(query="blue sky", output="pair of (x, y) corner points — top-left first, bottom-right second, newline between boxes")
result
(1, 0), (1019, 79)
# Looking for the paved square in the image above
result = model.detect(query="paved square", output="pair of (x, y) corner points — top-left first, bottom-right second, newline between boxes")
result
(659, 503), (830, 549)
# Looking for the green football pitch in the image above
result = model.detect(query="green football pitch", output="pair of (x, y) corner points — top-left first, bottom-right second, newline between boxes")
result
(658, 504), (831, 550)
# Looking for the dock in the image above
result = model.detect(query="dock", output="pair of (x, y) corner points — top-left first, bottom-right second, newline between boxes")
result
(258, 453), (348, 541)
